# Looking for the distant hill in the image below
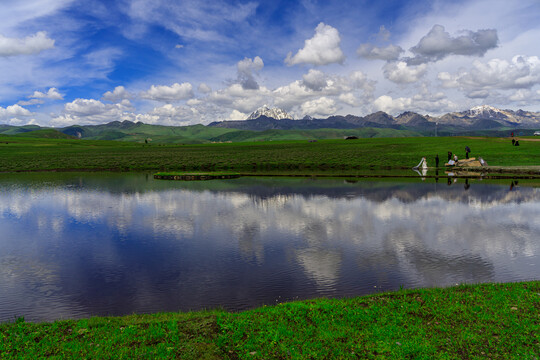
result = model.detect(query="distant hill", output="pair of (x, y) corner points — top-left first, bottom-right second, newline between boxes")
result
(210, 105), (540, 132)
(12, 129), (76, 139)
(2, 105), (540, 143)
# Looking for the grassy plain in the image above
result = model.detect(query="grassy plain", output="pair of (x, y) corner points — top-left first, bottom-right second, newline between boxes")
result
(1, 135), (539, 174)
(1, 281), (538, 359)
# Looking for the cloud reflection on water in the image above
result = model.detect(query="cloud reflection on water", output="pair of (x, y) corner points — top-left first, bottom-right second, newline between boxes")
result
(0, 175), (539, 322)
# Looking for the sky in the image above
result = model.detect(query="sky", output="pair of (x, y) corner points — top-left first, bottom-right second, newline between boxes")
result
(1, 0), (540, 127)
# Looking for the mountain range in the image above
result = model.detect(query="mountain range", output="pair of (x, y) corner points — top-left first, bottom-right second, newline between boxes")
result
(209, 105), (540, 131)
(1, 105), (539, 143)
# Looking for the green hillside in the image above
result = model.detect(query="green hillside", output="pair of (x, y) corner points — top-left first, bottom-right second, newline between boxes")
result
(0, 124), (42, 135)
(13, 129), (76, 139)
(58, 122), (422, 143)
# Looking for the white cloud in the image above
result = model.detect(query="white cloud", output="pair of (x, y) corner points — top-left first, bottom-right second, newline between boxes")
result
(237, 56), (264, 90)
(186, 98), (202, 106)
(0, 0), (72, 32)
(508, 89), (540, 103)
(466, 90), (490, 99)
(285, 23), (345, 66)
(133, 104), (199, 125)
(141, 82), (194, 102)
(302, 69), (328, 91)
(272, 69), (375, 113)
(51, 99), (134, 126)
(338, 93), (357, 106)
(0, 104), (32, 120)
(17, 88), (63, 105)
(198, 83), (212, 94)
(300, 97), (336, 117)
(373, 85), (459, 115)
(373, 95), (412, 114)
(124, 0), (258, 42)
(0, 31), (55, 57)
(439, 55), (540, 91)
(31, 87), (63, 100)
(407, 25), (498, 64)
(102, 86), (132, 102)
(357, 43), (403, 61)
(383, 61), (427, 84)
(229, 109), (247, 120)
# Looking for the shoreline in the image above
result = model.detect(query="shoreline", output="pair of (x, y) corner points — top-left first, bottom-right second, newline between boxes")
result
(2, 281), (538, 358)
(2, 166), (540, 180)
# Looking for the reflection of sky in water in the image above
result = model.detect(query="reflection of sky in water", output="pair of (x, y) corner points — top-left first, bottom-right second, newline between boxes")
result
(0, 175), (539, 322)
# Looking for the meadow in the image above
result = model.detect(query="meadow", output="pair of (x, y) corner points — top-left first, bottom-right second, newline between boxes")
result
(1, 135), (539, 174)
(1, 281), (538, 359)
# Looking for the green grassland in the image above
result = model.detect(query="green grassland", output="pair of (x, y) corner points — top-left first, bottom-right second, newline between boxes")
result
(1, 135), (539, 174)
(1, 123), (422, 144)
(1, 281), (538, 359)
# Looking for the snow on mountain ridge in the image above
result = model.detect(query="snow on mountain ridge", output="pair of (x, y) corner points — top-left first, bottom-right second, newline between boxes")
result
(246, 105), (293, 120)
(467, 105), (512, 118)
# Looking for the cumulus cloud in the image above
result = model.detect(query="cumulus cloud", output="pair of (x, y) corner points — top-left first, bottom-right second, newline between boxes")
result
(0, 31), (55, 57)
(30, 87), (63, 100)
(198, 83), (212, 94)
(0, 104), (32, 120)
(141, 82), (194, 101)
(285, 23), (345, 66)
(302, 69), (328, 91)
(357, 43), (403, 61)
(18, 87), (64, 105)
(237, 56), (264, 90)
(207, 83), (271, 113)
(102, 86), (132, 102)
(373, 85), (458, 115)
(383, 61), (427, 83)
(438, 55), (540, 91)
(273, 69), (375, 111)
(142, 104), (194, 123)
(407, 25), (498, 64)
(51, 99), (134, 126)
(338, 93), (357, 106)
(300, 97), (337, 117)
(229, 109), (247, 120)
(373, 95), (412, 114)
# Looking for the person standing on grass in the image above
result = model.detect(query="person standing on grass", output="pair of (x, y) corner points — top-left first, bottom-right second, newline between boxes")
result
(448, 151), (452, 162)
(435, 154), (439, 168)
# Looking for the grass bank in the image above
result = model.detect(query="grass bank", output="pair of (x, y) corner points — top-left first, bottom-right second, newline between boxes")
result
(1, 136), (539, 175)
(1, 281), (538, 359)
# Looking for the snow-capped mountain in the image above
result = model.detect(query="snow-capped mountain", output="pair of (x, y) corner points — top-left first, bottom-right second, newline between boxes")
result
(207, 104), (540, 131)
(438, 105), (540, 126)
(466, 105), (510, 118)
(246, 105), (293, 120)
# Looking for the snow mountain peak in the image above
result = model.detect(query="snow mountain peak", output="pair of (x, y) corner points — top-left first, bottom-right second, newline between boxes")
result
(246, 105), (293, 120)
(467, 105), (506, 117)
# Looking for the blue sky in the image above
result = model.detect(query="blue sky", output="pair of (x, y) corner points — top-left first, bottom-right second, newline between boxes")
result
(1, 0), (540, 127)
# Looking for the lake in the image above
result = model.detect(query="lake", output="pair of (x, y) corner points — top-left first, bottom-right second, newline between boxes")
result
(0, 173), (539, 322)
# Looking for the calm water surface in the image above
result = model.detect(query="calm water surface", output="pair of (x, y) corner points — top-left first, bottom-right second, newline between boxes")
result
(0, 173), (539, 322)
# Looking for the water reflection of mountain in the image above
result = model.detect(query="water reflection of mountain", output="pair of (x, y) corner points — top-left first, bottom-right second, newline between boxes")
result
(1, 174), (539, 322)
(1, 173), (538, 206)
(231, 180), (540, 207)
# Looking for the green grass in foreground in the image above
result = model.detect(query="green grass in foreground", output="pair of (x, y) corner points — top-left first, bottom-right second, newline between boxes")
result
(1, 135), (539, 173)
(1, 281), (538, 359)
